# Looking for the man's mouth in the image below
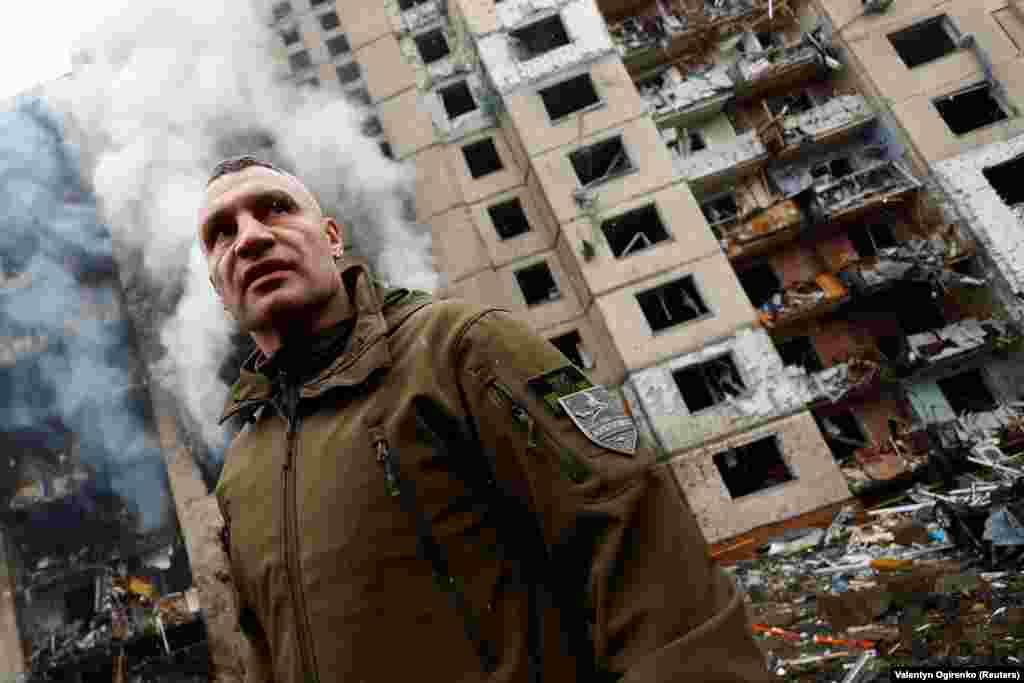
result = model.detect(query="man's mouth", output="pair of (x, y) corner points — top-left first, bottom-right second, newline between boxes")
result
(243, 260), (292, 291)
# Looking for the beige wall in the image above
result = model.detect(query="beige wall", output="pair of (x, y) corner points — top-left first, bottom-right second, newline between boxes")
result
(540, 314), (626, 388)
(380, 88), (439, 160)
(0, 534), (24, 675)
(533, 117), (678, 224)
(429, 206), (492, 281)
(671, 411), (851, 542)
(337, 1), (395, 49)
(561, 184), (722, 296)
(443, 267), (518, 308)
(503, 56), (647, 158)
(593, 253), (758, 370)
(411, 143), (465, 220)
(356, 32), (418, 103)
(822, 0), (1024, 161)
(467, 185), (557, 268)
(452, 130), (528, 204)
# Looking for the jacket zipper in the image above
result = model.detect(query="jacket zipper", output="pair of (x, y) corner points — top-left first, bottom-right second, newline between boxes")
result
(279, 373), (319, 683)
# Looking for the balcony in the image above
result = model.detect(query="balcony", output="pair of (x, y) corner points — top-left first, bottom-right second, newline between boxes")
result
(804, 357), (883, 408)
(609, 11), (695, 73)
(668, 129), (768, 191)
(637, 64), (733, 129)
(840, 230), (979, 297)
(757, 273), (850, 331)
(902, 317), (1010, 380)
(399, 0), (443, 33)
(764, 94), (877, 160)
(729, 41), (823, 99)
(809, 160), (921, 225)
(719, 199), (804, 261)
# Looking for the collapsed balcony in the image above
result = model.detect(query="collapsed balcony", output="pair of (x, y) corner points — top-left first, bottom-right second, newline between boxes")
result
(716, 198), (804, 261)
(808, 159), (922, 225)
(804, 355), (883, 408)
(902, 317), (1013, 380)
(608, 6), (694, 72)
(761, 93), (877, 160)
(637, 63), (733, 129)
(667, 128), (768, 190)
(728, 39), (825, 99)
(754, 272), (850, 330)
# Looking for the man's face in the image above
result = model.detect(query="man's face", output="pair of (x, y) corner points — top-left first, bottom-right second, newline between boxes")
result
(199, 166), (343, 335)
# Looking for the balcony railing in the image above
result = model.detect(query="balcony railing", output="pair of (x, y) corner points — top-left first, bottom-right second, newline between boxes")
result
(729, 42), (822, 97)
(609, 12), (694, 71)
(768, 94), (876, 158)
(841, 231), (979, 296)
(757, 273), (850, 330)
(904, 318), (1009, 376)
(670, 130), (768, 185)
(809, 160), (921, 225)
(720, 199), (803, 260)
(638, 65), (733, 128)
(804, 357), (882, 407)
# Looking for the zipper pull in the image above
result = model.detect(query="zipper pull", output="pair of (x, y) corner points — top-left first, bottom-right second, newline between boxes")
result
(375, 439), (401, 498)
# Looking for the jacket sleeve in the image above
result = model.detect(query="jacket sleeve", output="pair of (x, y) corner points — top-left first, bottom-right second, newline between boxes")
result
(454, 309), (772, 682)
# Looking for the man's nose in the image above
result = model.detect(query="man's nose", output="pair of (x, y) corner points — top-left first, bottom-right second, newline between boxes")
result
(234, 212), (275, 259)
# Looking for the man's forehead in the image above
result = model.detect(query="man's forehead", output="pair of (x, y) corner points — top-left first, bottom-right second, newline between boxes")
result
(202, 166), (322, 218)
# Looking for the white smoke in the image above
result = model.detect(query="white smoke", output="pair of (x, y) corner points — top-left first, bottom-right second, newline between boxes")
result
(45, 0), (440, 451)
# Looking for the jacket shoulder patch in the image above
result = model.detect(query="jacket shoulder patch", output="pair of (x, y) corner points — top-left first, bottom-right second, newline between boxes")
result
(558, 386), (637, 457)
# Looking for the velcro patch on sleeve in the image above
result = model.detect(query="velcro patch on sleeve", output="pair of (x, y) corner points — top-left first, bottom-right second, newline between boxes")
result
(526, 365), (594, 417)
(558, 386), (638, 457)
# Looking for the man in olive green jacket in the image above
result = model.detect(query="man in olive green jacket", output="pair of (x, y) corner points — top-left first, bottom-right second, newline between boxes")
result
(201, 156), (772, 683)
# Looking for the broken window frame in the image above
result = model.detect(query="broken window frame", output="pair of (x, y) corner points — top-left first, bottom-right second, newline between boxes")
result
(319, 10), (340, 32)
(509, 13), (572, 62)
(713, 435), (795, 499)
(462, 137), (504, 179)
(737, 262), (782, 310)
(936, 368), (999, 415)
(515, 261), (562, 307)
(568, 136), (635, 188)
(487, 197), (531, 240)
(439, 79), (479, 121)
(699, 192), (741, 239)
(847, 222), (898, 259)
(288, 50), (313, 73)
(636, 275), (712, 334)
(550, 330), (594, 370)
(326, 34), (351, 57)
(398, 0), (433, 11)
(814, 410), (870, 463)
(982, 153), (1024, 207)
(888, 15), (960, 69)
(280, 27), (300, 46)
(776, 335), (824, 374)
(932, 82), (1009, 136)
(336, 60), (361, 84)
(272, 1), (292, 22)
(600, 203), (671, 259)
(539, 73), (602, 123)
(810, 156), (854, 185)
(672, 353), (747, 414)
(415, 28), (451, 65)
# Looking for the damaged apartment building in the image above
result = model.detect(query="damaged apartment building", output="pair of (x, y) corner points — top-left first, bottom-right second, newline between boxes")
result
(0, 99), (209, 682)
(260, 0), (1024, 545)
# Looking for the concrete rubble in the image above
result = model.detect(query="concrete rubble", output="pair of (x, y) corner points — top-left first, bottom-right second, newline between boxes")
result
(637, 63), (733, 118)
(718, 467), (1024, 681)
(670, 128), (767, 180)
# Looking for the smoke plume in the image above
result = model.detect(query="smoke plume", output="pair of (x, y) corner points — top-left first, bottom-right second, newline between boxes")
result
(42, 0), (441, 455)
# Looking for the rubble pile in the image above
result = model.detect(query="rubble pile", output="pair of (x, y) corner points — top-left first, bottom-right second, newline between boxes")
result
(725, 466), (1024, 681)
(609, 10), (690, 56)
(637, 64), (733, 117)
(758, 273), (848, 327)
(842, 234), (983, 295)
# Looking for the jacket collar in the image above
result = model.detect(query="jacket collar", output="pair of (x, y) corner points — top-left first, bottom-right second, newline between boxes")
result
(219, 255), (428, 424)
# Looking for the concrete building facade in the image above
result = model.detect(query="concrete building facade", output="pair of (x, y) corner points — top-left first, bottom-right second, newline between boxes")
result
(254, 0), (1024, 544)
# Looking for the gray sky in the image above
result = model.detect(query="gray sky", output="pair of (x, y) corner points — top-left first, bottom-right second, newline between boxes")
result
(2, 1), (126, 100)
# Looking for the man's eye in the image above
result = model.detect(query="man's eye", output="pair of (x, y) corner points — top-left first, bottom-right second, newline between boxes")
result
(270, 197), (293, 214)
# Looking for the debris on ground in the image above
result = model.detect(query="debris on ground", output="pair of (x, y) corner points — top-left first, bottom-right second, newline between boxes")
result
(722, 463), (1024, 681)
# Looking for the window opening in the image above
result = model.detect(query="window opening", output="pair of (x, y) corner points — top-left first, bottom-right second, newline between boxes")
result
(362, 117), (383, 137)
(600, 204), (669, 258)
(379, 141), (394, 159)
(398, 0), (432, 10)
(289, 50), (312, 72)
(348, 87), (371, 106)
(509, 14), (571, 60)
(755, 31), (780, 51)
(811, 157), (854, 184)
(336, 61), (360, 84)
(672, 354), (745, 412)
(700, 193), (740, 238)
(776, 336), (823, 373)
(737, 263), (782, 309)
(281, 27), (300, 46)
(415, 29), (450, 64)
(767, 91), (814, 116)
(319, 11), (340, 31)
(569, 136), (633, 187)
(326, 34), (350, 56)
(440, 80), (478, 120)
(848, 223), (898, 258)
(488, 198), (531, 239)
(888, 15), (958, 68)
(636, 276), (709, 332)
(539, 74), (600, 121)
(550, 330), (593, 370)
(714, 436), (794, 498)
(462, 138), (504, 178)
(311, 0), (329, 5)
(815, 410), (869, 462)
(934, 84), (1008, 136)
(515, 262), (561, 306)
(688, 130), (707, 152)
(983, 154), (1024, 207)
(937, 369), (998, 414)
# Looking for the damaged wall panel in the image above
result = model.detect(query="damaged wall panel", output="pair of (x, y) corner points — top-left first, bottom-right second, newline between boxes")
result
(628, 327), (809, 453)
(671, 410), (850, 543)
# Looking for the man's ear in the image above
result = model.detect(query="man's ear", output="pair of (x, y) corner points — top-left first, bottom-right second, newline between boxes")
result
(323, 217), (345, 258)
